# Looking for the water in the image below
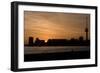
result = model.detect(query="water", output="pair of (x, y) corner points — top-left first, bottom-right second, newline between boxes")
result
(24, 46), (90, 54)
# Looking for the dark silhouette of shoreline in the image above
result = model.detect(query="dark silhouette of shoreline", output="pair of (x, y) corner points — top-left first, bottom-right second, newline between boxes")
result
(25, 36), (90, 46)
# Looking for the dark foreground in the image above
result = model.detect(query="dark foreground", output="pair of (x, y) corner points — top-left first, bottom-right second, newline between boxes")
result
(24, 51), (90, 62)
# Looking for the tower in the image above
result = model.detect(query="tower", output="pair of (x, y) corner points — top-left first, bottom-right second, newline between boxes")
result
(85, 16), (88, 41)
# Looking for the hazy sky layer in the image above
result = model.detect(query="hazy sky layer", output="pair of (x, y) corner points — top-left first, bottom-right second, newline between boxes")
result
(24, 11), (90, 44)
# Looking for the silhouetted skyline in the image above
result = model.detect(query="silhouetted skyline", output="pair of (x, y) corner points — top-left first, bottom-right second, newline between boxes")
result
(25, 36), (90, 46)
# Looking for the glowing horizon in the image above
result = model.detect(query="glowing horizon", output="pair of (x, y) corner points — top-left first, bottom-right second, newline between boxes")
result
(24, 11), (90, 44)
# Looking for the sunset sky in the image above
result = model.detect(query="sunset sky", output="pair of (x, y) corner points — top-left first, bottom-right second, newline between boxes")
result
(24, 11), (90, 44)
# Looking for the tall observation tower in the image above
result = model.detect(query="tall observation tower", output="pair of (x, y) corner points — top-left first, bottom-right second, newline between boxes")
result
(85, 16), (88, 41)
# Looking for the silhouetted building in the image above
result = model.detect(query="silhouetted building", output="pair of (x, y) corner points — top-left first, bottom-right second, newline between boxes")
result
(79, 36), (84, 41)
(29, 37), (33, 46)
(47, 39), (67, 46)
(70, 38), (77, 41)
(35, 38), (45, 46)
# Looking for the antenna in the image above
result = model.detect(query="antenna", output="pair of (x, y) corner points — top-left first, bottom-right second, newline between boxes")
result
(85, 16), (88, 41)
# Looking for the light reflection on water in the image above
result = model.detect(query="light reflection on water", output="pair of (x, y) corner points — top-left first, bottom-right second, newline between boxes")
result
(24, 46), (90, 54)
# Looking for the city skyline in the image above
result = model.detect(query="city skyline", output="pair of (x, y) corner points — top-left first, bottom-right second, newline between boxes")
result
(24, 11), (90, 44)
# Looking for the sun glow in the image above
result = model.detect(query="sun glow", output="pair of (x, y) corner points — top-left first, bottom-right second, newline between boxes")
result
(24, 11), (90, 44)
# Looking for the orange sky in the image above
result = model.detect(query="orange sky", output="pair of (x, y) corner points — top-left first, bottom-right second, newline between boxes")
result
(24, 11), (90, 44)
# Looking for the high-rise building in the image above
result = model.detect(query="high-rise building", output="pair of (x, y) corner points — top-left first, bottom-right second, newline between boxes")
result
(29, 37), (33, 46)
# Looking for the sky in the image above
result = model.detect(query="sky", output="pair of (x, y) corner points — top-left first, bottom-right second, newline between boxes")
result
(24, 11), (90, 44)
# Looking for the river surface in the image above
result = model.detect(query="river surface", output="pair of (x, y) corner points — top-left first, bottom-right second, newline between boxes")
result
(24, 46), (90, 54)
